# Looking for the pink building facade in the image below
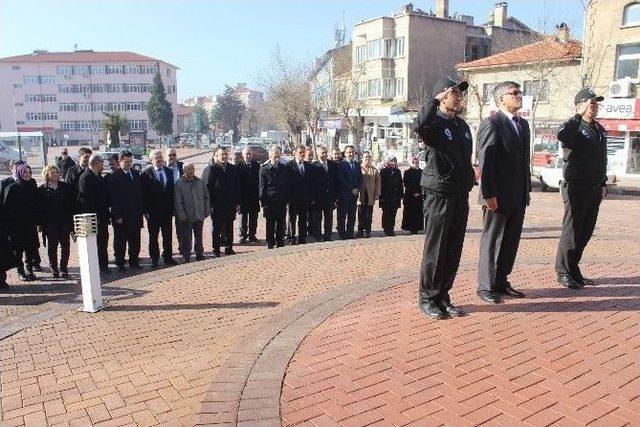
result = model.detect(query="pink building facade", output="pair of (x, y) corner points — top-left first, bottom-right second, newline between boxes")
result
(0, 50), (178, 144)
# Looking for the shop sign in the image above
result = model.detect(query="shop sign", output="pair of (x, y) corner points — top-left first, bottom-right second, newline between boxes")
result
(597, 98), (638, 119)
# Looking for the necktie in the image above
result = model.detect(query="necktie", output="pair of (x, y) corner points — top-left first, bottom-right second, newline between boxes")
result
(158, 170), (165, 187)
(323, 162), (328, 173)
(513, 116), (523, 136)
(128, 171), (133, 181)
(299, 163), (304, 175)
(350, 161), (354, 171)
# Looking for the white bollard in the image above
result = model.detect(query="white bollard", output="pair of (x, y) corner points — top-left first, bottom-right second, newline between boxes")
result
(74, 213), (103, 312)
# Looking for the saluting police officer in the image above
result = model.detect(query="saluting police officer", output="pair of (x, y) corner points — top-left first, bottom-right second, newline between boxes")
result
(555, 88), (608, 289)
(412, 77), (475, 320)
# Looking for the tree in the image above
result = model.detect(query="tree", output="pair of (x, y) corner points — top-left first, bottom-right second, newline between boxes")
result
(102, 112), (129, 149)
(259, 46), (311, 147)
(146, 70), (173, 146)
(211, 86), (246, 144)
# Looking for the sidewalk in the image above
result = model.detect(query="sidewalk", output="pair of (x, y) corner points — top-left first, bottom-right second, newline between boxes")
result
(1, 189), (639, 426)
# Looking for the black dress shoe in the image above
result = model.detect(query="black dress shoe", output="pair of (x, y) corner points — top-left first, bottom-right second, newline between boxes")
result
(151, 260), (159, 268)
(213, 251), (222, 258)
(477, 290), (500, 304)
(557, 275), (583, 289)
(117, 265), (126, 272)
(164, 258), (178, 266)
(225, 249), (236, 255)
(439, 301), (466, 317)
(27, 272), (37, 281)
(100, 268), (111, 275)
(18, 273), (31, 281)
(239, 237), (248, 244)
(419, 302), (447, 319)
(52, 270), (60, 278)
(195, 255), (205, 261)
(32, 265), (43, 272)
(130, 263), (142, 270)
(500, 285), (525, 298)
(580, 276), (596, 286)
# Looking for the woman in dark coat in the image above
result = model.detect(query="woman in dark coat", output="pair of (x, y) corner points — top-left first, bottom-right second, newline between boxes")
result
(0, 203), (17, 289)
(401, 157), (424, 234)
(36, 165), (75, 278)
(3, 165), (40, 281)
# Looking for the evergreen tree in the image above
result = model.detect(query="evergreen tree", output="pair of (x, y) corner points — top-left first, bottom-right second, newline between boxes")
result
(211, 86), (245, 143)
(102, 112), (129, 148)
(191, 105), (210, 134)
(146, 70), (173, 146)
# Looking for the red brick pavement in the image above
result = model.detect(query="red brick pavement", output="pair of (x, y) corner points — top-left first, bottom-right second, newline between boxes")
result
(1, 183), (638, 426)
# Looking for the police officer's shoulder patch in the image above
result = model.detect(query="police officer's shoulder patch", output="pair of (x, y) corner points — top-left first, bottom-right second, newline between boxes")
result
(581, 129), (590, 137)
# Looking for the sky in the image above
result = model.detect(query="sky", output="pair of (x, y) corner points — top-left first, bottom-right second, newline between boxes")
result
(0, 0), (586, 102)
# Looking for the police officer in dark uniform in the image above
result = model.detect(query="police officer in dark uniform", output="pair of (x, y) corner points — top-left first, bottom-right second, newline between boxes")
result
(555, 88), (608, 289)
(413, 77), (475, 319)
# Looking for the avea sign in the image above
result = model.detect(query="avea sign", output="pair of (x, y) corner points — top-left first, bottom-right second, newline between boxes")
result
(597, 98), (638, 119)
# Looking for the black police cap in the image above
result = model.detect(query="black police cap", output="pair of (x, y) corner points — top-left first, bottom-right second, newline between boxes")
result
(574, 88), (604, 105)
(432, 77), (469, 98)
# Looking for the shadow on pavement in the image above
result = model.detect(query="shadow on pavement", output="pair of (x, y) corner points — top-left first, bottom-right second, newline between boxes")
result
(103, 301), (280, 311)
(523, 284), (640, 298)
(464, 297), (640, 313)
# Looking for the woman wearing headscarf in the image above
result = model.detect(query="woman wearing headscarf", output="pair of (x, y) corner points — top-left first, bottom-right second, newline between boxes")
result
(3, 164), (40, 281)
(36, 165), (75, 278)
(401, 157), (424, 234)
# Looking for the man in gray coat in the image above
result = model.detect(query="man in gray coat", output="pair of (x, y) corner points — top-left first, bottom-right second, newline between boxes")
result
(174, 163), (210, 262)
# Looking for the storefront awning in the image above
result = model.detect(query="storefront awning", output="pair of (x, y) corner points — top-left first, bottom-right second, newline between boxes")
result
(598, 119), (640, 132)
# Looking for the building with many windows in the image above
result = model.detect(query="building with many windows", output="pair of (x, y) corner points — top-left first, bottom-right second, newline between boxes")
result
(0, 50), (178, 145)
(583, 0), (640, 178)
(347, 0), (538, 161)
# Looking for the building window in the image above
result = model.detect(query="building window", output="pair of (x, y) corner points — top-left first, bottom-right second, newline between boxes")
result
(395, 78), (404, 97)
(384, 39), (394, 58)
(16, 121), (25, 125)
(355, 45), (366, 63)
(616, 44), (640, 79)
(482, 83), (498, 104)
(523, 80), (550, 103)
(11, 65), (20, 70)
(26, 112), (57, 121)
(394, 37), (405, 57)
(623, 3), (640, 26)
(367, 79), (381, 98)
(383, 79), (394, 98)
(366, 39), (382, 59)
(24, 75), (55, 84)
(14, 102), (23, 107)
(357, 82), (367, 99)
(93, 65), (106, 75)
(57, 66), (74, 76)
(13, 84), (22, 88)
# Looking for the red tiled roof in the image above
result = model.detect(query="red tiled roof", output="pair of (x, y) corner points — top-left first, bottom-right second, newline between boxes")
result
(457, 37), (581, 70)
(0, 51), (178, 68)
(176, 104), (192, 116)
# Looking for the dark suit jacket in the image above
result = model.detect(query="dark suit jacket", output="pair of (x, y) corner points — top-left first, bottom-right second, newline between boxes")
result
(78, 169), (110, 224)
(477, 110), (532, 210)
(57, 156), (76, 180)
(141, 166), (174, 222)
(207, 162), (238, 211)
(167, 161), (184, 182)
(310, 160), (338, 210)
(286, 160), (312, 207)
(236, 160), (261, 213)
(259, 162), (289, 207)
(65, 164), (87, 192)
(108, 168), (144, 229)
(337, 159), (363, 201)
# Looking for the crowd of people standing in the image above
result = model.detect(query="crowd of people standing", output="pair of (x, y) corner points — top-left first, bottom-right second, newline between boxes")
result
(0, 143), (426, 289)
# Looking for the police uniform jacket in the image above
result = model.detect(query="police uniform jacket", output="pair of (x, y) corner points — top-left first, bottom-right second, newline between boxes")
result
(259, 162), (289, 207)
(557, 115), (608, 186)
(412, 98), (474, 195)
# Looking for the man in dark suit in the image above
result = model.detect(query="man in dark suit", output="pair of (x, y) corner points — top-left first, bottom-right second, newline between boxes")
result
(336, 145), (362, 239)
(286, 145), (312, 245)
(236, 147), (261, 244)
(379, 157), (404, 236)
(57, 148), (76, 180)
(165, 148), (183, 183)
(78, 155), (111, 274)
(108, 150), (144, 271)
(65, 147), (92, 194)
(142, 149), (176, 267)
(477, 81), (531, 304)
(207, 147), (239, 257)
(259, 145), (289, 249)
(309, 146), (338, 241)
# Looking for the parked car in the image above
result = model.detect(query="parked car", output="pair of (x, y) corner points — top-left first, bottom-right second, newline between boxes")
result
(539, 156), (616, 191)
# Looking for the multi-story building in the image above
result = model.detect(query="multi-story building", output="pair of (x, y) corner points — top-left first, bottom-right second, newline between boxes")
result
(233, 83), (264, 137)
(349, 0), (538, 161)
(176, 103), (193, 134)
(0, 50), (178, 145)
(457, 25), (582, 163)
(583, 0), (640, 178)
(309, 44), (352, 149)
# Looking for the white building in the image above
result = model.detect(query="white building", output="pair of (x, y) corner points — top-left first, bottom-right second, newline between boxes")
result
(0, 50), (179, 145)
